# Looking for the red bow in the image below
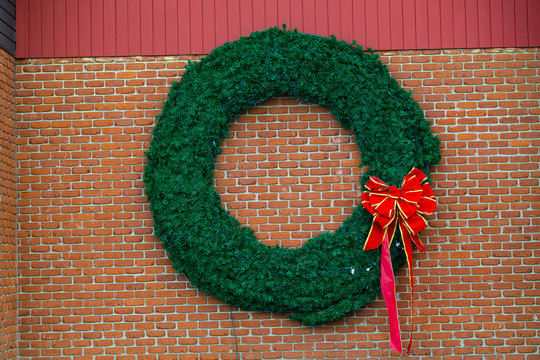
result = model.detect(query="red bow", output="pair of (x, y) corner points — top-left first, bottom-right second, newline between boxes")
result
(361, 167), (436, 354)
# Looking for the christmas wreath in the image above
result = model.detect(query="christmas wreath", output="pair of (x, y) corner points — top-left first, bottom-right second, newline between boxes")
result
(144, 27), (440, 331)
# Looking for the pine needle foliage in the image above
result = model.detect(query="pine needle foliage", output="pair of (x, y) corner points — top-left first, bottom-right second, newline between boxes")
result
(144, 27), (440, 325)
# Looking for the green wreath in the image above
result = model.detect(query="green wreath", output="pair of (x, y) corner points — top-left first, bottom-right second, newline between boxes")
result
(144, 27), (440, 325)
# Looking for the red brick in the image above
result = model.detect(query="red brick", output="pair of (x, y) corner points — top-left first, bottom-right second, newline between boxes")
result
(10, 48), (540, 360)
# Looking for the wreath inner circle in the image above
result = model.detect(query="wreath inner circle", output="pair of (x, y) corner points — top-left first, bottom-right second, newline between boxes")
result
(144, 27), (441, 326)
(213, 95), (364, 248)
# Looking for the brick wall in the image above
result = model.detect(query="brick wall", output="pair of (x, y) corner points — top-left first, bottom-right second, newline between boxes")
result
(0, 47), (17, 360)
(15, 49), (539, 359)
(214, 97), (362, 248)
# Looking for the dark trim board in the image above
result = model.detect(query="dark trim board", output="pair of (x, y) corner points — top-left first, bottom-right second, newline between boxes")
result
(0, 0), (15, 56)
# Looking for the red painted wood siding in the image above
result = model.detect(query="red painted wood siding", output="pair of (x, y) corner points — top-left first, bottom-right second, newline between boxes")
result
(17, 0), (540, 58)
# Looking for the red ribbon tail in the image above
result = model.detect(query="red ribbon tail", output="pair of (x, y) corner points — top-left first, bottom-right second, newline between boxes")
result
(399, 222), (416, 355)
(380, 232), (402, 354)
(363, 218), (386, 250)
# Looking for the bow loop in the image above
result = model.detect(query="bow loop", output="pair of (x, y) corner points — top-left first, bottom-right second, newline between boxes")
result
(370, 188), (399, 217)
